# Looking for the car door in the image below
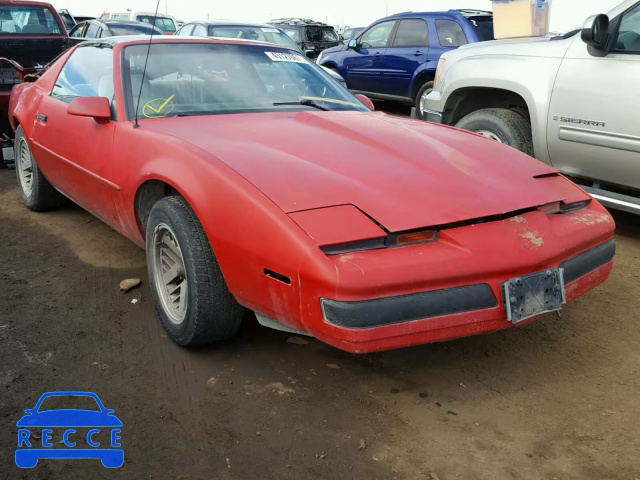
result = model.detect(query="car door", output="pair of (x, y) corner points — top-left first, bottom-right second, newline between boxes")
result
(343, 20), (396, 93)
(547, 3), (640, 192)
(29, 45), (119, 225)
(430, 18), (468, 63)
(376, 18), (430, 98)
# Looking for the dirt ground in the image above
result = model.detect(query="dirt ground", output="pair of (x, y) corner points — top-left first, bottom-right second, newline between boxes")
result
(1, 163), (640, 479)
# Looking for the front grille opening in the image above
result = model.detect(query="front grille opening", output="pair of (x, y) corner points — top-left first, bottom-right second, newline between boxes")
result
(264, 269), (291, 285)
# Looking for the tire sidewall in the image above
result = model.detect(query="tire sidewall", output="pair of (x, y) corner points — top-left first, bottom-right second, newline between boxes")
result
(457, 116), (513, 145)
(146, 203), (200, 344)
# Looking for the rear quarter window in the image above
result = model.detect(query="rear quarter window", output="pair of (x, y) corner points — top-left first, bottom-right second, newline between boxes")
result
(435, 19), (468, 47)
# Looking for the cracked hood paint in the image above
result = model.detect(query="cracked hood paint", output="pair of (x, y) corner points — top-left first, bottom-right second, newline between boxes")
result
(144, 111), (580, 232)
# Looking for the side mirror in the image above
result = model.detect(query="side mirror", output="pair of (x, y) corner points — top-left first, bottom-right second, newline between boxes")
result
(67, 97), (111, 119)
(355, 94), (374, 111)
(105, 409), (115, 414)
(24, 409), (34, 414)
(581, 14), (609, 49)
(304, 49), (315, 58)
(348, 38), (357, 49)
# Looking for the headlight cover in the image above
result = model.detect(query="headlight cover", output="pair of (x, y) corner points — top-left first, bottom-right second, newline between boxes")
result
(434, 59), (446, 90)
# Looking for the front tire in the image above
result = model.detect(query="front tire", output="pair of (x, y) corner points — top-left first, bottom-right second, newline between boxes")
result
(455, 108), (534, 156)
(146, 196), (244, 347)
(415, 81), (435, 120)
(14, 125), (65, 211)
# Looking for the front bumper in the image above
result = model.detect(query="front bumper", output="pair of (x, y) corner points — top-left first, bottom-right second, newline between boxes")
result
(422, 90), (445, 124)
(424, 110), (443, 124)
(321, 240), (614, 332)
(293, 203), (616, 353)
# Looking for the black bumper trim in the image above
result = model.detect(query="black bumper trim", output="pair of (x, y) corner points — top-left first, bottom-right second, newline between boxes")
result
(560, 241), (616, 284)
(321, 284), (497, 330)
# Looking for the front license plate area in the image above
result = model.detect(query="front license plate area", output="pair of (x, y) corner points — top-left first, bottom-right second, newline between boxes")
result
(504, 268), (566, 324)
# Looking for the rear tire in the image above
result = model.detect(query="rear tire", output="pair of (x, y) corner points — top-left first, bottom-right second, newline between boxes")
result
(415, 81), (435, 120)
(14, 125), (65, 211)
(455, 108), (534, 156)
(146, 196), (244, 347)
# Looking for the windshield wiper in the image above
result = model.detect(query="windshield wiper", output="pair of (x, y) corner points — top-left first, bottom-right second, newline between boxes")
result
(272, 99), (329, 111)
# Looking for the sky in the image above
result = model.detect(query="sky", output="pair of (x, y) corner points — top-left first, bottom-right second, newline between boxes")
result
(49, 0), (622, 32)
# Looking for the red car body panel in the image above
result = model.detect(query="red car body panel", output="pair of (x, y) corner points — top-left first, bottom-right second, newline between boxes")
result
(9, 38), (616, 353)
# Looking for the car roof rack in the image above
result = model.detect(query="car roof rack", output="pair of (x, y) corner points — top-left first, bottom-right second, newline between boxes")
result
(451, 9), (493, 16)
(269, 18), (329, 27)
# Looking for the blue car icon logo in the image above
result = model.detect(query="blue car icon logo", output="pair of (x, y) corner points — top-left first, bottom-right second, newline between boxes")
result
(15, 391), (123, 468)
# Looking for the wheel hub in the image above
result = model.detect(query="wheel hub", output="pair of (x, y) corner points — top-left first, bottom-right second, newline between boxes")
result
(17, 137), (33, 196)
(475, 130), (504, 143)
(419, 89), (432, 115)
(152, 223), (188, 325)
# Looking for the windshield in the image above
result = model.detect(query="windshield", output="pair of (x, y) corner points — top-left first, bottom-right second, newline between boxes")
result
(306, 27), (338, 42)
(137, 15), (176, 33)
(109, 24), (161, 36)
(124, 43), (367, 119)
(343, 28), (362, 39)
(281, 28), (301, 43)
(0, 5), (63, 36)
(467, 16), (494, 41)
(210, 26), (301, 50)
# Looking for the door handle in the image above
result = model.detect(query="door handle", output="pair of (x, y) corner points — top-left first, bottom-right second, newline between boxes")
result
(374, 52), (382, 56)
(37, 114), (47, 124)
(413, 51), (424, 56)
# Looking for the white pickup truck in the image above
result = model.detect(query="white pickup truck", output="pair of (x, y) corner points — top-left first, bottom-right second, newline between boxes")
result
(423, 0), (640, 214)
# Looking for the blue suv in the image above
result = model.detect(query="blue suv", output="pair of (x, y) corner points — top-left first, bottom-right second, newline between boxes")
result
(316, 10), (494, 118)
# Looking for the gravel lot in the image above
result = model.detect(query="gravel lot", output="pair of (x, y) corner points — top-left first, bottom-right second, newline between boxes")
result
(1, 147), (639, 479)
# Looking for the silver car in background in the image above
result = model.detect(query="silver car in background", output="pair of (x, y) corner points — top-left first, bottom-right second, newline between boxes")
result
(424, 0), (640, 214)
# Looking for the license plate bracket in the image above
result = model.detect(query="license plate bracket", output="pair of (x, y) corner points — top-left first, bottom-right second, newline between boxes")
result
(2, 146), (14, 162)
(504, 268), (566, 324)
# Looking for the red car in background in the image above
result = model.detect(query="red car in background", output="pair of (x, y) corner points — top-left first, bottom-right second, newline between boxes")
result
(8, 37), (616, 353)
(1, 0), (68, 166)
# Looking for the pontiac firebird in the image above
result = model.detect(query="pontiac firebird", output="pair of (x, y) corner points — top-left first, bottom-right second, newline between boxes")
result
(9, 37), (616, 353)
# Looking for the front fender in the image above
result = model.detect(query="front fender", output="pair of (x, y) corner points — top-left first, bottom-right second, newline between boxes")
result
(112, 126), (336, 330)
(440, 55), (563, 164)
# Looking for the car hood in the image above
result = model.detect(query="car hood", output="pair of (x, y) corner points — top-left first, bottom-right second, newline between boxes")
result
(16, 410), (123, 427)
(450, 34), (572, 60)
(145, 111), (574, 232)
(321, 44), (346, 55)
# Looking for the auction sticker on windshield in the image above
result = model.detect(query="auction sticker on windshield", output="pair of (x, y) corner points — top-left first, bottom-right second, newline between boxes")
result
(265, 52), (307, 63)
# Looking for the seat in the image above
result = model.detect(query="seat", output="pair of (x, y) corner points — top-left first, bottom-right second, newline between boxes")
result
(21, 15), (48, 34)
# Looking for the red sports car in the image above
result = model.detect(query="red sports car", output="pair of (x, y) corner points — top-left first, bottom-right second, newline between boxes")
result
(9, 37), (615, 353)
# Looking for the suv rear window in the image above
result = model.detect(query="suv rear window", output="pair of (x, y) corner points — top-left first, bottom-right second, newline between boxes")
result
(0, 5), (63, 35)
(305, 27), (338, 42)
(468, 16), (495, 42)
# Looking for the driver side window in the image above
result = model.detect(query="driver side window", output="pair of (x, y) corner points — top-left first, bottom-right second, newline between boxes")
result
(52, 47), (114, 106)
(615, 4), (640, 53)
(360, 21), (396, 48)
